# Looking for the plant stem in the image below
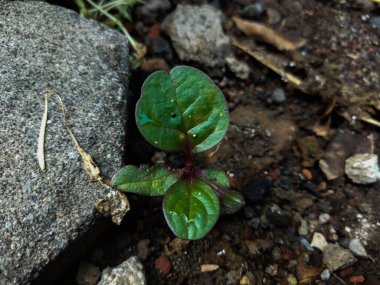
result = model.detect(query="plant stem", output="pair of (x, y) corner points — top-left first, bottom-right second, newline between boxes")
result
(86, 0), (138, 52)
(196, 173), (225, 196)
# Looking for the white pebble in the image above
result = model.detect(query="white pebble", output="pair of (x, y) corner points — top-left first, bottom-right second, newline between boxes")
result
(311, 232), (328, 251)
(349, 238), (368, 258)
(345, 153), (380, 184)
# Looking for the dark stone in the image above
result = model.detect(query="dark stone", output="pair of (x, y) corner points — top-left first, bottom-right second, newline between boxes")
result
(265, 204), (292, 227)
(146, 37), (173, 60)
(244, 178), (273, 203)
(135, 0), (172, 24)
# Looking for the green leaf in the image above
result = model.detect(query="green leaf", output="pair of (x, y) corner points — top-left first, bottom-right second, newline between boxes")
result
(112, 165), (180, 196)
(163, 178), (220, 240)
(220, 191), (245, 214)
(136, 66), (229, 153)
(201, 168), (230, 189)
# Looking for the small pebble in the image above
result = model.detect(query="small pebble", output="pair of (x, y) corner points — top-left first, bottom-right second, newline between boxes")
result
(300, 237), (314, 252)
(302, 168), (313, 180)
(345, 153), (380, 184)
(298, 219), (308, 236)
(311, 232), (328, 251)
(272, 87), (287, 103)
(266, 8), (281, 25)
(349, 238), (368, 258)
(248, 217), (261, 229)
(265, 204), (292, 227)
(241, 3), (265, 18)
(319, 213), (330, 224)
(239, 275), (251, 285)
(200, 264), (219, 272)
(320, 269), (331, 281)
(155, 255), (171, 275)
(349, 275), (366, 283)
(287, 274), (298, 285)
(265, 264), (278, 276)
(226, 56), (250, 80)
(137, 239), (150, 261)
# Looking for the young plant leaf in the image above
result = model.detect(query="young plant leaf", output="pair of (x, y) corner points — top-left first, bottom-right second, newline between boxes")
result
(201, 167), (230, 189)
(136, 66), (229, 153)
(201, 168), (245, 214)
(112, 165), (180, 196)
(220, 191), (245, 214)
(163, 178), (220, 240)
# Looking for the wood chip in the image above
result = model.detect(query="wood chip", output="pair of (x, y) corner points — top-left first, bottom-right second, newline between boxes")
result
(232, 16), (306, 51)
(200, 264), (219, 272)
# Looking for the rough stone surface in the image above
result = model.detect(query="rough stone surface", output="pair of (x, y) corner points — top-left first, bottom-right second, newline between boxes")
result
(0, 1), (129, 284)
(345, 153), (380, 184)
(97, 256), (146, 285)
(225, 56), (250, 80)
(162, 4), (231, 67)
(323, 244), (357, 271)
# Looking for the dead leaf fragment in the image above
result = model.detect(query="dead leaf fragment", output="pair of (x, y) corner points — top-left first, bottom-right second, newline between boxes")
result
(297, 252), (323, 284)
(231, 39), (303, 87)
(200, 264), (219, 272)
(232, 16), (306, 51)
(96, 190), (130, 225)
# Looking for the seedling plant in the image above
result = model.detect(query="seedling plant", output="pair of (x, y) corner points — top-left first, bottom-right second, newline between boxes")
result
(112, 66), (245, 240)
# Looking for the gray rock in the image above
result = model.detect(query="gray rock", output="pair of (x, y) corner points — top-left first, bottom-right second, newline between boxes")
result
(345, 153), (380, 184)
(349, 238), (368, 258)
(135, 0), (172, 24)
(272, 88), (287, 103)
(162, 4), (231, 67)
(97, 256), (146, 285)
(226, 56), (250, 80)
(0, 1), (129, 284)
(76, 262), (101, 285)
(323, 244), (356, 271)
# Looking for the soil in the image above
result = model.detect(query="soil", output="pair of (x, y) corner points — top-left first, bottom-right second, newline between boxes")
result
(38, 0), (380, 284)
